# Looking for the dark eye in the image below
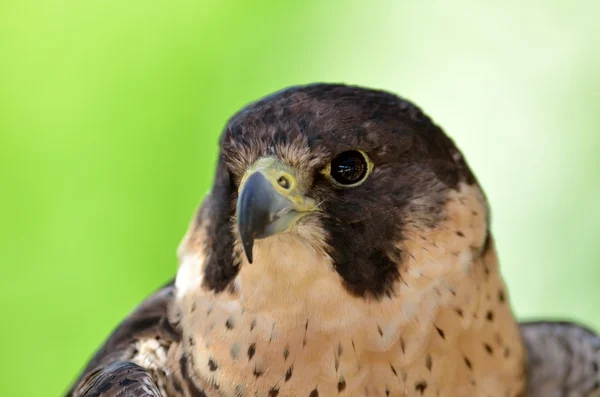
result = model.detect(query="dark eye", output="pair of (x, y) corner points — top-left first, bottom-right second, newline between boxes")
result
(329, 150), (369, 186)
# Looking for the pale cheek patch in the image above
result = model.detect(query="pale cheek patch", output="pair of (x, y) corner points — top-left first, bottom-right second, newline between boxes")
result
(175, 208), (214, 301)
(175, 253), (206, 299)
(400, 183), (488, 281)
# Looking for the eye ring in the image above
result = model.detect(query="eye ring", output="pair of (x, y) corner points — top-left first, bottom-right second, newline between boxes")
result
(324, 150), (373, 187)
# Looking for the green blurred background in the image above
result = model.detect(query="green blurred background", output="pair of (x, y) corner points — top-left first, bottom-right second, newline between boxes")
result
(1, 1), (599, 395)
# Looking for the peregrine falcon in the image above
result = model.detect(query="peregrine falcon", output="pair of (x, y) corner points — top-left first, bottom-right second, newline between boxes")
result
(66, 84), (600, 397)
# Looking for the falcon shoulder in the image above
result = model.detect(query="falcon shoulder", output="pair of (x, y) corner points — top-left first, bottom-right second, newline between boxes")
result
(65, 280), (178, 397)
(521, 321), (600, 397)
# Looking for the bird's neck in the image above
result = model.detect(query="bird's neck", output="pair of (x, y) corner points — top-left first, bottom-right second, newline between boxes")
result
(172, 184), (527, 396)
(173, 229), (526, 397)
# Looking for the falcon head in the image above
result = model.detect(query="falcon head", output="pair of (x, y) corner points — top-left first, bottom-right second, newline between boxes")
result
(179, 84), (488, 301)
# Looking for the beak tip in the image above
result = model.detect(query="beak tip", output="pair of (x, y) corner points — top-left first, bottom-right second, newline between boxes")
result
(242, 241), (254, 264)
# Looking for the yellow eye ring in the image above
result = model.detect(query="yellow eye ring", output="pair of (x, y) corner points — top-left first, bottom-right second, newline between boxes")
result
(322, 150), (374, 187)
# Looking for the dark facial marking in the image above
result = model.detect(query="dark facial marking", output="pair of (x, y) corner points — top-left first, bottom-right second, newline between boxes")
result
(320, 205), (403, 298)
(309, 388), (319, 397)
(199, 159), (241, 292)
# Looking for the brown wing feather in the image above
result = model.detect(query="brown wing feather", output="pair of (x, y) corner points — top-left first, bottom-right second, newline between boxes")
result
(72, 361), (162, 397)
(521, 321), (600, 397)
(65, 280), (177, 397)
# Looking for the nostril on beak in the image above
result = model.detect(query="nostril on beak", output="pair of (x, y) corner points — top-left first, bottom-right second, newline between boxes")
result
(277, 175), (291, 189)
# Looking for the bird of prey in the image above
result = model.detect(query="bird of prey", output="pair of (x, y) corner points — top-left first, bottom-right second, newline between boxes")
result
(66, 84), (600, 397)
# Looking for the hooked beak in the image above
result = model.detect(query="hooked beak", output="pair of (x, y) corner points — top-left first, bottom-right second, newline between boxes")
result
(236, 157), (317, 263)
